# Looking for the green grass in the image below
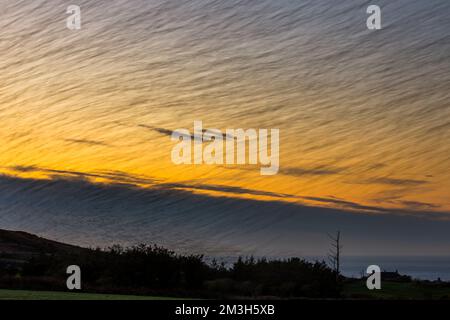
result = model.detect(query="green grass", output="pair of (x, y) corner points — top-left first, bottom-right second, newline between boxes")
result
(343, 281), (450, 300)
(0, 289), (180, 300)
(3, 282), (450, 300)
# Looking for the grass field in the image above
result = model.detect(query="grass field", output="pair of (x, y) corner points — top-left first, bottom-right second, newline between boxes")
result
(3, 281), (450, 300)
(0, 289), (180, 300)
(343, 281), (450, 300)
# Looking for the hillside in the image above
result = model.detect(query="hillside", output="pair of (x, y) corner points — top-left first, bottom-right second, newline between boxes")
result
(0, 229), (84, 266)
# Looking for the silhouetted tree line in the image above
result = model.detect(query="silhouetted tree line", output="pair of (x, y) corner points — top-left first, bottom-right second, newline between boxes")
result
(0, 244), (341, 298)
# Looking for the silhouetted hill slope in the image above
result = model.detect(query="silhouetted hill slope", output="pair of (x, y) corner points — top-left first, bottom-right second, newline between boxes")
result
(0, 229), (341, 298)
(0, 229), (84, 264)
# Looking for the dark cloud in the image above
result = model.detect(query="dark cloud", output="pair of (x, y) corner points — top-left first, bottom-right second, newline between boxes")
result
(138, 125), (174, 137)
(350, 177), (429, 186)
(397, 201), (441, 210)
(301, 195), (445, 219)
(8, 166), (442, 216)
(64, 139), (110, 147)
(300, 196), (385, 213)
(1, 174), (450, 257)
(279, 166), (344, 177)
(95, 170), (159, 185)
(139, 124), (235, 141)
(10, 165), (39, 173)
(8, 166), (157, 186)
(159, 182), (295, 199)
(7, 166), (288, 199)
(221, 165), (344, 177)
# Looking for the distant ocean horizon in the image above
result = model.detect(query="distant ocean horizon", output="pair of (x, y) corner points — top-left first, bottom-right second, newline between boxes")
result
(206, 256), (450, 281)
(339, 256), (450, 281)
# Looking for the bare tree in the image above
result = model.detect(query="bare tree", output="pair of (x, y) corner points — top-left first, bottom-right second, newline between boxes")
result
(327, 231), (342, 280)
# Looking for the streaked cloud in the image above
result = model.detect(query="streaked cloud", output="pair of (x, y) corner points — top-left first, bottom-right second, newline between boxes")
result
(7, 166), (290, 199)
(279, 166), (345, 177)
(349, 177), (429, 187)
(64, 139), (110, 147)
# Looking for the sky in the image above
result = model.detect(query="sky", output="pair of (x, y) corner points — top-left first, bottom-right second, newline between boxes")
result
(0, 0), (449, 256)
